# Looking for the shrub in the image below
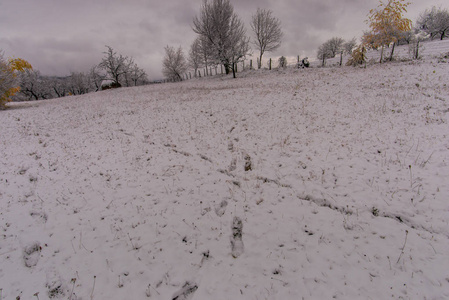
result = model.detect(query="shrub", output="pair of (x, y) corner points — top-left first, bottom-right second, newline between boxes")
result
(278, 56), (287, 68)
(346, 45), (367, 67)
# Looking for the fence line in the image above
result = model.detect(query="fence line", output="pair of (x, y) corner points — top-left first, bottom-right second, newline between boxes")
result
(164, 55), (312, 83)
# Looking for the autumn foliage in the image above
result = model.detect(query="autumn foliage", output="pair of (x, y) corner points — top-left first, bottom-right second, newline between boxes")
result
(363, 0), (412, 63)
(0, 54), (32, 109)
(346, 45), (367, 67)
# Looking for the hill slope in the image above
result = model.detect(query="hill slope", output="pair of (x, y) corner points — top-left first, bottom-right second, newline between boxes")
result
(1, 41), (449, 299)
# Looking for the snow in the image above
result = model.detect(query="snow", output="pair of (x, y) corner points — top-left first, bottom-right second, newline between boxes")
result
(1, 40), (449, 300)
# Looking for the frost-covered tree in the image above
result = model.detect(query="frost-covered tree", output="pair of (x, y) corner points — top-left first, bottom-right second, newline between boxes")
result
(326, 37), (345, 58)
(189, 36), (215, 77)
(193, 0), (250, 78)
(250, 8), (283, 69)
(48, 76), (68, 98)
(317, 37), (345, 66)
(188, 37), (203, 77)
(316, 44), (332, 66)
(128, 63), (148, 86)
(98, 46), (134, 87)
(417, 6), (449, 40)
(68, 72), (90, 95)
(343, 37), (357, 55)
(19, 69), (52, 100)
(162, 46), (187, 81)
(89, 65), (105, 92)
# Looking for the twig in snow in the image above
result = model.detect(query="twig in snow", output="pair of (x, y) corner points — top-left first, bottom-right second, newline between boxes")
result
(409, 165), (413, 188)
(396, 230), (409, 264)
(90, 276), (96, 300)
(69, 278), (76, 300)
(420, 151), (434, 168)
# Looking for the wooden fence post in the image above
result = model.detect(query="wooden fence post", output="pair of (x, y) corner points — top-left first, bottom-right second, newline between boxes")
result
(269, 58), (272, 70)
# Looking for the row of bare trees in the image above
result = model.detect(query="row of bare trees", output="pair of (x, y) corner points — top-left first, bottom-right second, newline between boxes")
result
(163, 0), (283, 80)
(14, 46), (148, 101)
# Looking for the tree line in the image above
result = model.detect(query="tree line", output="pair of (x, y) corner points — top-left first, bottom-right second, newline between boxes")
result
(2, 46), (148, 103)
(2, 0), (449, 107)
(163, 0), (449, 80)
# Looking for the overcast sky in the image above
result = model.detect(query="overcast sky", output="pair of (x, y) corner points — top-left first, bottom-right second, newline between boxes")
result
(0, 0), (446, 80)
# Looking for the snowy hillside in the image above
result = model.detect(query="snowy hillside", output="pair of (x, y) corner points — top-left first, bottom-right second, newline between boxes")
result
(1, 40), (449, 300)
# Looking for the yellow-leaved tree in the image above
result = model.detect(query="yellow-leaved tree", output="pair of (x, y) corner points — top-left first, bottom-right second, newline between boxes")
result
(364, 0), (412, 63)
(0, 52), (33, 109)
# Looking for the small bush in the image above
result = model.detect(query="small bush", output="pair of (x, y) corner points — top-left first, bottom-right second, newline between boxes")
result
(346, 45), (366, 67)
(278, 56), (287, 68)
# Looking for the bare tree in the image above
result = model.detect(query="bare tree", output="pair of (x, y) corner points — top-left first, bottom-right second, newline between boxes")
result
(417, 6), (449, 40)
(189, 36), (215, 77)
(19, 69), (52, 100)
(193, 0), (250, 78)
(317, 37), (345, 66)
(189, 37), (203, 77)
(129, 63), (148, 86)
(68, 72), (90, 95)
(326, 37), (345, 58)
(343, 37), (357, 55)
(48, 77), (68, 98)
(250, 8), (283, 69)
(89, 65), (105, 92)
(162, 46), (187, 81)
(98, 46), (134, 87)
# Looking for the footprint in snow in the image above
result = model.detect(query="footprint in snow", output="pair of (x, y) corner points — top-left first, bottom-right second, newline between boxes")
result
(215, 200), (228, 217)
(230, 216), (244, 258)
(30, 210), (48, 224)
(23, 242), (41, 267)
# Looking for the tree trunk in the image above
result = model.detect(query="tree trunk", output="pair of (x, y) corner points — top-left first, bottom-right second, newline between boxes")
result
(415, 41), (420, 60)
(224, 64), (230, 74)
(258, 53), (263, 69)
(379, 46), (384, 64)
(389, 43), (395, 61)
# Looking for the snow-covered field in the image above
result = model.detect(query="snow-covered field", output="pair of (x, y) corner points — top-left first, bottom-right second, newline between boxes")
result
(1, 40), (449, 300)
